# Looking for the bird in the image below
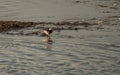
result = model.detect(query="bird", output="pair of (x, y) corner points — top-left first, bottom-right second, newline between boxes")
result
(43, 28), (53, 37)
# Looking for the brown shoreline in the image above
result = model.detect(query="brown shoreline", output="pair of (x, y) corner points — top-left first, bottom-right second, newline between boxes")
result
(0, 21), (37, 32)
(0, 21), (97, 32)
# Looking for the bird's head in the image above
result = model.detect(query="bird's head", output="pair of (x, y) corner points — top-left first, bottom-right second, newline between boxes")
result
(49, 28), (52, 30)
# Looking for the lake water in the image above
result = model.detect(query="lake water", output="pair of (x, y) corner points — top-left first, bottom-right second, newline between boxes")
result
(0, 26), (120, 75)
(0, 0), (120, 75)
(0, 0), (119, 22)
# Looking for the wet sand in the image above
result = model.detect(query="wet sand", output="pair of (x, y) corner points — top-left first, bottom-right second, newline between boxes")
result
(0, 0), (120, 75)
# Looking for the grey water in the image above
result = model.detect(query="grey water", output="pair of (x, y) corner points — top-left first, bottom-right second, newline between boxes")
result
(0, 0), (119, 22)
(0, 0), (120, 75)
(0, 27), (120, 75)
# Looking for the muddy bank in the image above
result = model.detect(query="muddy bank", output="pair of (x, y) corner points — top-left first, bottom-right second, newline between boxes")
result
(1, 14), (120, 32)
(0, 21), (38, 32)
(0, 20), (98, 32)
(0, 15), (120, 33)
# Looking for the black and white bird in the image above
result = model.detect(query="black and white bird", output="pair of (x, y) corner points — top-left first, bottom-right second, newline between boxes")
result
(43, 28), (53, 37)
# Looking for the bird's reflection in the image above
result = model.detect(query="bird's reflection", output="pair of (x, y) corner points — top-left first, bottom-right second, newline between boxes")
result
(43, 37), (53, 44)
(42, 37), (53, 50)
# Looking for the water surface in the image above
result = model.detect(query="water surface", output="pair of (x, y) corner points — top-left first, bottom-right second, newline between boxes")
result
(0, 26), (120, 75)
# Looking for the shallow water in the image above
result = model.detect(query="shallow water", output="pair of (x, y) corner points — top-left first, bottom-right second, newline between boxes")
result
(0, 0), (119, 22)
(0, 26), (120, 75)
